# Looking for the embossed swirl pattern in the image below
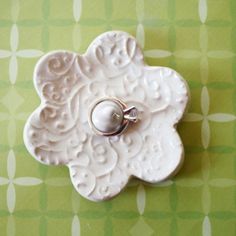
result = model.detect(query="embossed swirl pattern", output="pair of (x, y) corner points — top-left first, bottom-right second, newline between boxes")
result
(24, 31), (189, 201)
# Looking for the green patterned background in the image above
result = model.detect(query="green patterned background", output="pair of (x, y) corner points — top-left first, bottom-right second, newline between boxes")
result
(0, 0), (236, 235)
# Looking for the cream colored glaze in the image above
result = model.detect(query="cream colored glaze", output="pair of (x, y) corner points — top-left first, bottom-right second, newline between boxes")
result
(24, 31), (189, 201)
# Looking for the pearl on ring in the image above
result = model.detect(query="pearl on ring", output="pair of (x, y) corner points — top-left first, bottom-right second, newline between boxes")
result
(88, 98), (138, 136)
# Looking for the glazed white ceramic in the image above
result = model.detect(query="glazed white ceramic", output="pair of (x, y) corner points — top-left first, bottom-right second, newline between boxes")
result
(24, 31), (189, 201)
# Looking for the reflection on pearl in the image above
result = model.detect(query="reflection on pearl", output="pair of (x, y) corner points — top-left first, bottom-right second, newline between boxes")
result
(91, 100), (124, 134)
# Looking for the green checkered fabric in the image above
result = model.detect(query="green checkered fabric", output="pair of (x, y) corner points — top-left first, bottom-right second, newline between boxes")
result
(0, 0), (235, 235)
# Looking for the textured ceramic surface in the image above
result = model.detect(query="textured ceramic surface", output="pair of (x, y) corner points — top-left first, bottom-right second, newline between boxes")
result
(24, 31), (188, 201)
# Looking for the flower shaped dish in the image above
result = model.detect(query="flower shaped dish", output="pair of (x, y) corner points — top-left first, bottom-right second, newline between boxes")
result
(24, 31), (189, 201)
